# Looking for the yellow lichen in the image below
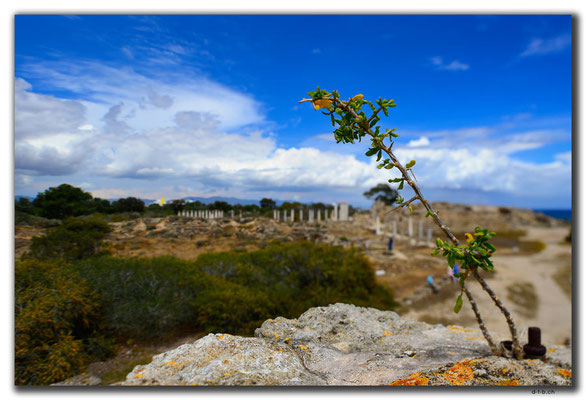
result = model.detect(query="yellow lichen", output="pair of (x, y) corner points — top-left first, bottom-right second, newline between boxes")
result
(383, 330), (393, 336)
(165, 361), (175, 366)
(298, 344), (308, 351)
(547, 348), (556, 353)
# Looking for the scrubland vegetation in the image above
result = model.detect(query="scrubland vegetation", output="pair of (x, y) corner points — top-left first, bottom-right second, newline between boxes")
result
(15, 212), (396, 385)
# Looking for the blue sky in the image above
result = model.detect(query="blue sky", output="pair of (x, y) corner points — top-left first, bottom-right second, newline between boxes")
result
(14, 14), (572, 208)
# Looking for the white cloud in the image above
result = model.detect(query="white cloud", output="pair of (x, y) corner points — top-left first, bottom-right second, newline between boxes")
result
(431, 56), (470, 71)
(407, 136), (430, 147)
(520, 34), (571, 57)
(14, 66), (571, 208)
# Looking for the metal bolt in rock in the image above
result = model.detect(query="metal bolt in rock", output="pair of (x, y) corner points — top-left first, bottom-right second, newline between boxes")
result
(523, 327), (547, 359)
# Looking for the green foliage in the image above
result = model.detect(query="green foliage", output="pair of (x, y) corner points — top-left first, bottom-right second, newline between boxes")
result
(28, 216), (112, 261)
(433, 227), (497, 312)
(32, 184), (96, 219)
(15, 197), (34, 214)
(15, 258), (113, 385)
(112, 197), (145, 213)
(69, 242), (397, 338)
(260, 198), (277, 209)
(363, 183), (399, 206)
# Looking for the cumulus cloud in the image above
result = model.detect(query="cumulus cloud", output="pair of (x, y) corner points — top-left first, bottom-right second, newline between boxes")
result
(520, 34), (571, 57)
(14, 65), (570, 208)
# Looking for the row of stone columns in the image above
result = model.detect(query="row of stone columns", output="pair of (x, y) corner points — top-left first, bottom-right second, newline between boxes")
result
(272, 202), (350, 222)
(375, 215), (433, 242)
(178, 209), (224, 219)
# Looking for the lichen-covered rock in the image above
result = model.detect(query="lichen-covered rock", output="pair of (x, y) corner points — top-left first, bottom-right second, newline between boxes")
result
(118, 303), (571, 386)
(120, 334), (325, 386)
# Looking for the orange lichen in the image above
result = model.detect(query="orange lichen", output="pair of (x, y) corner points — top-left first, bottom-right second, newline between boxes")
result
(442, 360), (477, 385)
(389, 372), (430, 386)
(383, 330), (393, 336)
(557, 368), (572, 378)
(497, 380), (519, 386)
(547, 348), (556, 353)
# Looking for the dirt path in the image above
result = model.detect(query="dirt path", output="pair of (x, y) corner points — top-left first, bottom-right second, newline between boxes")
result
(402, 226), (572, 345)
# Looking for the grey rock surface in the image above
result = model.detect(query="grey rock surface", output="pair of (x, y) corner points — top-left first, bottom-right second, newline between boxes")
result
(119, 303), (572, 386)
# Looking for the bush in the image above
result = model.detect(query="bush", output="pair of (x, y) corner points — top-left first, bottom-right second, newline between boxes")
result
(27, 216), (112, 261)
(15, 259), (113, 385)
(70, 242), (397, 339)
(71, 256), (205, 338)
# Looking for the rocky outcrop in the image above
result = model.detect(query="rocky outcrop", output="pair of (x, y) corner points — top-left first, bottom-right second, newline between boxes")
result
(118, 303), (571, 386)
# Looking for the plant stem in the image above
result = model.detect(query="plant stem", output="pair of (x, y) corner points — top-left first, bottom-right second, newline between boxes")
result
(323, 96), (522, 358)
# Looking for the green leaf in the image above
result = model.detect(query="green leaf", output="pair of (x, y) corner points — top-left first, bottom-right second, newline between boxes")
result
(408, 205), (413, 215)
(365, 148), (378, 157)
(425, 210), (432, 218)
(447, 253), (455, 267)
(459, 277), (466, 288)
(376, 150), (382, 162)
(431, 248), (440, 256)
(454, 294), (463, 314)
(398, 180), (404, 190)
(405, 160), (416, 169)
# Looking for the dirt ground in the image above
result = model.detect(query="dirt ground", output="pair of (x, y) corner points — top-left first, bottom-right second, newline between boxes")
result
(400, 226), (572, 345)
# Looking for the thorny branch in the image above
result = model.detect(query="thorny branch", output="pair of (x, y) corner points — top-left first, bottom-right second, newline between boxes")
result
(300, 94), (523, 359)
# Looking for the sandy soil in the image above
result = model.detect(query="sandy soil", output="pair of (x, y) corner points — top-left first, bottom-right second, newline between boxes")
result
(401, 226), (572, 345)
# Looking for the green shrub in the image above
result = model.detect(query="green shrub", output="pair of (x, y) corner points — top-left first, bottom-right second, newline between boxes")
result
(71, 256), (204, 338)
(15, 258), (113, 385)
(27, 216), (111, 261)
(70, 242), (397, 339)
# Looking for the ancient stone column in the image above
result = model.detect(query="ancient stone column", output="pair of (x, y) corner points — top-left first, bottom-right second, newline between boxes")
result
(418, 220), (424, 239)
(427, 228), (433, 242)
(299, 209), (303, 222)
(317, 209), (321, 221)
(230, 210), (235, 218)
(339, 202), (349, 221)
(408, 216), (413, 237)
(309, 209), (314, 222)
(375, 216), (381, 235)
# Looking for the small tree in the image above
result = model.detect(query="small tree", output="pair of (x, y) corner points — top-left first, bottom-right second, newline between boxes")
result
(301, 88), (522, 359)
(363, 183), (398, 206)
(33, 184), (95, 219)
(260, 198), (277, 210)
